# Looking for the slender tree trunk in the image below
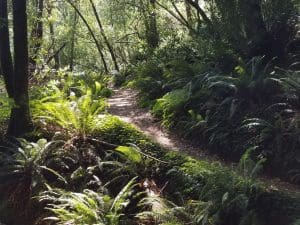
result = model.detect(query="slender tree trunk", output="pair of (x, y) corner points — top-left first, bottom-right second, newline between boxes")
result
(146, 0), (159, 49)
(47, 6), (60, 69)
(29, 0), (44, 74)
(185, 0), (212, 27)
(7, 0), (32, 136)
(70, 8), (77, 71)
(49, 21), (60, 69)
(185, 0), (192, 25)
(0, 0), (15, 98)
(66, 0), (109, 73)
(90, 0), (119, 71)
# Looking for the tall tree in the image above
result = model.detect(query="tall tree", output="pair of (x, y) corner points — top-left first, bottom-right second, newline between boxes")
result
(29, 0), (44, 74)
(145, 0), (159, 49)
(66, 0), (109, 73)
(0, 0), (32, 136)
(90, 0), (119, 71)
(185, 0), (193, 25)
(0, 0), (15, 98)
(69, 7), (78, 71)
(186, 0), (212, 27)
(239, 0), (281, 58)
(8, 0), (32, 136)
(46, 3), (61, 69)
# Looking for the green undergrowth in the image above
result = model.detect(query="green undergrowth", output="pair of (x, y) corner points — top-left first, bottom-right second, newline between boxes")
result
(128, 44), (300, 184)
(67, 115), (300, 224)
(0, 114), (299, 225)
(93, 115), (163, 156)
(95, 115), (300, 225)
(0, 68), (299, 225)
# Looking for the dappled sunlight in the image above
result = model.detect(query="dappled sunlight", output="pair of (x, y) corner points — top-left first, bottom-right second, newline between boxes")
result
(108, 88), (181, 150)
(0, 0), (299, 223)
(108, 88), (207, 153)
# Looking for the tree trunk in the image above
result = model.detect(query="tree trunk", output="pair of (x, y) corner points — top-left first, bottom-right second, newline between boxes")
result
(240, 0), (281, 58)
(90, 0), (119, 71)
(185, 0), (192, 25)
(29, 0), (44, 74)
(0, 0), (15, 98)
(66, 0), (109, 73)
(146, 0), (159, 49)
(70, 8), (78, 71)
(185, 0), (212, 28)
(7, 0), (32, 136)
(47, 5), (60, 70)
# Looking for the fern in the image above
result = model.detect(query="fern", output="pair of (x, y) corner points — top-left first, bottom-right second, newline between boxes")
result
(40, 178), (138, 225)
(238, 147), (266, 179)
(0, 138), (67, 210)
(32, 86), (106, 136)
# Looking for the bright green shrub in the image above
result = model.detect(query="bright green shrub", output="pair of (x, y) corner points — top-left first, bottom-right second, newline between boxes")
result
(40, 178), (137, 225)
(94, 115), (144, 143)
(93, 115), (162, 157)
(32, 87), (106, 136)
(152, 88), (189, 128)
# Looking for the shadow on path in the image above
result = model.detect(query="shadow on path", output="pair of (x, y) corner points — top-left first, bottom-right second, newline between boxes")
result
(107, 87), (300, 193)
(108, 88), (185, 151)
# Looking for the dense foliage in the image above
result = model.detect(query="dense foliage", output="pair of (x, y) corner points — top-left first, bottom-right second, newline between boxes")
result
(0, 0), (299, 225)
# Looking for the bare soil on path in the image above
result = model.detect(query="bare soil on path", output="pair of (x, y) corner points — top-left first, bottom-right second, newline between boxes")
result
(107, 88), (300, 193)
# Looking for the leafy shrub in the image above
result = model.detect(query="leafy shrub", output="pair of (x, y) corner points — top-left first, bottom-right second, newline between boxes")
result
(32, 87), (106, 136)
(40, 178), (138, 225)
(130, 59), (165, 106)
(132, 52), (300, 183)
(93, 115), (162, 157)
(0, 139), (66, 212)
(112, 72), (126, 87)
(152, 88), (190, 128)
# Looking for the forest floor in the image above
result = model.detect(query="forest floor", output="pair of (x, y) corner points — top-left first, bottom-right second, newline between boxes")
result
(107, 87), (300, 193)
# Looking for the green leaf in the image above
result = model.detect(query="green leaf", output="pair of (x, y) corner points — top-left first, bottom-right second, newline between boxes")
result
(40, 166), (68, 184)
(115, 146), (142, 163)
(37, 138), (48, 148)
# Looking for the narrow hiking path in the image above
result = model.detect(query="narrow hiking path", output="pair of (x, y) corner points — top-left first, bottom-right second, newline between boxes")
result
(107, 88), (300, 193)
(107, 88), (206, 155)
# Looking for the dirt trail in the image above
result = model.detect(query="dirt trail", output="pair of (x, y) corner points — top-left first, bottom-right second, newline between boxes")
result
(107, 88), (300, 193)
(107, 88), (204, 155)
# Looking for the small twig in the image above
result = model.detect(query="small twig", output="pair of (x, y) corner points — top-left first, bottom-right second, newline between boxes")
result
(85, 137), (119, 149)
(128, 143), (168, 164)
(159, 181), (169, 195)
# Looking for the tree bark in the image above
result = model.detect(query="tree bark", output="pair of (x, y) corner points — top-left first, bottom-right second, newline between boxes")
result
(0, 0), (15, 98)
(90, 0), (119, 71)
(146, 0), (159, 49)
(46, 5), (60, 70)
(29, 0), (44, 74)
(185, 0), (192, 25)
(239, 0), (281, 58)
(7, 0), (32, 136)
(185, 0), (212, 27)
(70, 8), (78, 71)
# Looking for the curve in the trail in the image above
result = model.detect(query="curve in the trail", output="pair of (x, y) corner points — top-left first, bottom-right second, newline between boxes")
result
(107, 88), (210, 159)
(107, 88), (300, 193)
(107, 88), (184, 150)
